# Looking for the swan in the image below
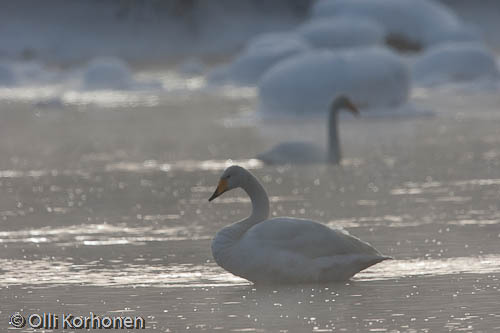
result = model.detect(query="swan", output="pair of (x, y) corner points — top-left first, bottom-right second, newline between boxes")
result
(208, 165), (390, 284)
(257, 95), (359, 165)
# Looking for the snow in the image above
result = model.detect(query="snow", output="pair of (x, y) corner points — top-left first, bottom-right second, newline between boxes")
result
(208, 33), (310, 85)
(258, 47), (410, 115)
(245, 32), (305, 52)
(311, 0), (479, 48)
(412, 43), (499, 85)
(0, 1), (497, 110)
(296, 17), (385, 49)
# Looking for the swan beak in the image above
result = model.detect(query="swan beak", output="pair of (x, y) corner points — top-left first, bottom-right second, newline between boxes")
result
(209, 179), (228, 202)
(346, 100), (359, 116)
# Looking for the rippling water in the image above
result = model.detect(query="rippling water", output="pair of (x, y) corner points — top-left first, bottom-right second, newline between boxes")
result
(1, 87), (500, 331)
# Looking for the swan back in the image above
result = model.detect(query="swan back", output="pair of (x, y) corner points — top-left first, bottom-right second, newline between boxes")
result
(256, 142), (324, 164)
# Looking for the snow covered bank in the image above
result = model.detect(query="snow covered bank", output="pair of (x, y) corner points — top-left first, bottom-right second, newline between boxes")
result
(208, 16), (387, 86)
(258, 47), (410, 115)
(0, 0), (309, 64)
(412, 43), (499, 85)
(312, 0), (479, 50)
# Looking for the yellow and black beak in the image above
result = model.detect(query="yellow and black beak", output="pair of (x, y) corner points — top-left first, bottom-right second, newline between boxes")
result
(208, 179), (228, 202)
(345, 99), (359, 117)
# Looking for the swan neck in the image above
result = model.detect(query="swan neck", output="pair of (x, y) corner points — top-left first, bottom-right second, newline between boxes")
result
(328, 107), (341, 164)
(211, 171), (269, 263)
(243, 174), (270, 223)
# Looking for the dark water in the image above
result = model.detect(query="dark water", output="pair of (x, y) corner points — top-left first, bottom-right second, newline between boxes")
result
(1, 89), (500, 332)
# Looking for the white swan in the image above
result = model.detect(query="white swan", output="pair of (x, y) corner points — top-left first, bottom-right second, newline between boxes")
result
(257, 95), (359, 165)
(209, 165), (389, 284)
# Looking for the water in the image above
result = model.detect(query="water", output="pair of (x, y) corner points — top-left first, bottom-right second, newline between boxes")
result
(0, 86), (500, 332)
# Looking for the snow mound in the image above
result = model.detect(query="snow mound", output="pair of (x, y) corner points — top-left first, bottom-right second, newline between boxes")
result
(296, 17), (384, 49)
(83, 58), (135, 90)
(246, 32), (303, 51)
(82, 57), (161, 90)
(14, 61), (61, 84)
(311, 0), (479, 48)
(208, 33), (310, 85)
(258, 47), (410, 115)
(412, 43), (499, 85)
(0, 63), (17, 86)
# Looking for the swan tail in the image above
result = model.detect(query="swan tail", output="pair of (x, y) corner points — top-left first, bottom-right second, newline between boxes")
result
(317, 254), (390, 282)
(255, 152), (273, 164)
(357, 255), (392, 270)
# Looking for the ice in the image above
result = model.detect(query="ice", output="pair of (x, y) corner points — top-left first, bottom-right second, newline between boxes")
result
(258, 47), (410, 115)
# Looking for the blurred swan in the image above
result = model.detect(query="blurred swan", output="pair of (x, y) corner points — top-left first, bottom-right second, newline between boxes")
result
(257, 95), (359, 165)
(209, 165), (389, 284)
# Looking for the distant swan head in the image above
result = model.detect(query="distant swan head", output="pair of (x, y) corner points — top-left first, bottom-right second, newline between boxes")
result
(330, 94), (359, 116)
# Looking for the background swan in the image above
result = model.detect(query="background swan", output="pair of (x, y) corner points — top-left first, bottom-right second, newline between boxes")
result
(257, 95), (359, 165)
(209, 165), (389, 284)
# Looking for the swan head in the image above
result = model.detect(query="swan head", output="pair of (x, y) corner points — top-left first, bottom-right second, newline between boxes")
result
(208, 165), (248, 202)
(330, 95), (359, 116)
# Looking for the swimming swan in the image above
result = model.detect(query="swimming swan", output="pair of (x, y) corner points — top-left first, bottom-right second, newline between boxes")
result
(209, 165), (389, 284)
(257, 95), (359, 165)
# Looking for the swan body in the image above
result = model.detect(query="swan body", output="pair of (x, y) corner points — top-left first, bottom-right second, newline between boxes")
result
(256, 141), (325, 164)
(209, 165), (389, 284)
(257, 95), (358, 165)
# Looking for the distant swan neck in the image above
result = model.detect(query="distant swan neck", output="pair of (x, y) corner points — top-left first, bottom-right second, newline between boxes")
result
(328, 106), (341, 164)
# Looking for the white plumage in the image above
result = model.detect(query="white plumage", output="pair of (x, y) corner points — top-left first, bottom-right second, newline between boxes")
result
(208, 165), (390, 284)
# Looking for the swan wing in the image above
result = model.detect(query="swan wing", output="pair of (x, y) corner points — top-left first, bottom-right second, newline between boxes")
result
(257, 142), (324, 164)
(245, 217), (382, 259)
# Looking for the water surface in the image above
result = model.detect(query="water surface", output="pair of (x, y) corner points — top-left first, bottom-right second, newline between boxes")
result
(1, 89), (500, 331)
